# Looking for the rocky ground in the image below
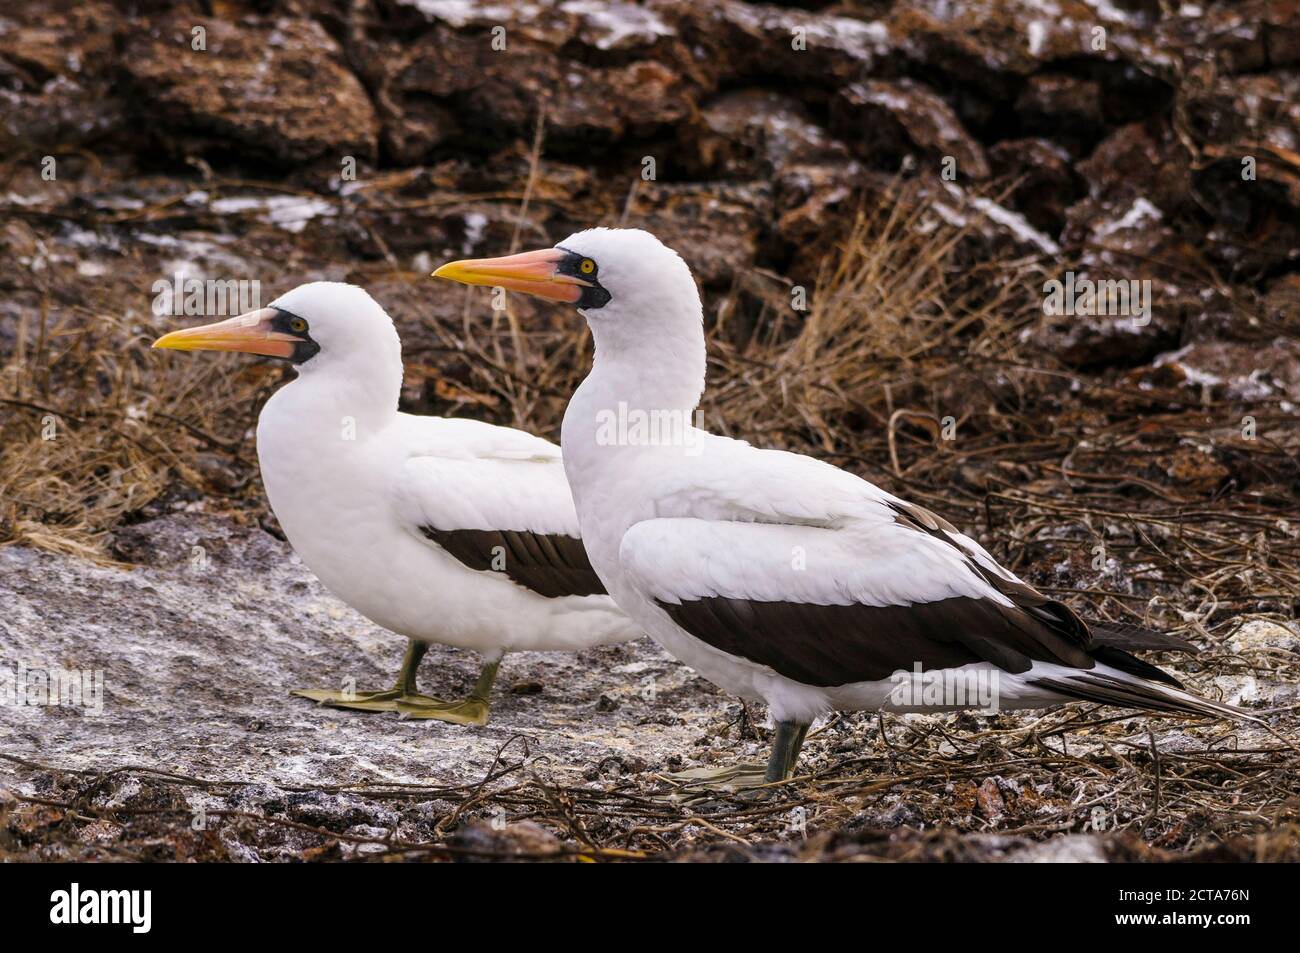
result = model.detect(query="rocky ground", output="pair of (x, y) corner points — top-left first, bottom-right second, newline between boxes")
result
(2, 511), (1296, 861)
(1, 0), (1298, 860)
(0, 513), (731, 860)
(0, 513), (715, 789)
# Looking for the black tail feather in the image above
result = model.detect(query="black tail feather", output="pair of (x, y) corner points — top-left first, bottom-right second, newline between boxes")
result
(1087, 621), (1198, 654)
(1030, 671), (1258, 723)
(1089, 645), (1183, 688)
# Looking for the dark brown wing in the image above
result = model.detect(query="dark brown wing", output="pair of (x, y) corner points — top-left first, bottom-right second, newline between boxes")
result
(1087, 621), (1197, 653)
(654, 498), (1193, 689)
(420, 527), (606, 598)
(886, 499), (1092, 648)
(888, 499), (1184, 686)
(656, 593), (1097, 688)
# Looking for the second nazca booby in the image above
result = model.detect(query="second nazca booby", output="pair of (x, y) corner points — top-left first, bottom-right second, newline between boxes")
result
(434, 229), (1251, 783)
(153, 282), (639, 725)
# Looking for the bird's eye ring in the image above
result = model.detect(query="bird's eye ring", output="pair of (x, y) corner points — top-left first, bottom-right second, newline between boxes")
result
(290, 317), (308, 333)
(579, 258), (596, 275)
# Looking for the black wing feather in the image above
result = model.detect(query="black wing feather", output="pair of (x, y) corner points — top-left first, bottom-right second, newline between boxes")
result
(420, 527), (606, 598)
(653, 499), (1186, 689)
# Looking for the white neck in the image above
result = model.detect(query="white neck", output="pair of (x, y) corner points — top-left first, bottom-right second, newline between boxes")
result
(585, 308), (707, 417)
(561, 293), (707, 513)
(262, 338), (403, 447)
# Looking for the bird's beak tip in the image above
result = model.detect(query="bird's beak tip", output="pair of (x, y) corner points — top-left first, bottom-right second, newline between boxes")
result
(431, 261), (472, 283)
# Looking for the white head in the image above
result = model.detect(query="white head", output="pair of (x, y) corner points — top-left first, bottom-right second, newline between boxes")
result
(556, 226), (698, 320)
(152, 281), (403, 390)
(432, 228), (706, 405)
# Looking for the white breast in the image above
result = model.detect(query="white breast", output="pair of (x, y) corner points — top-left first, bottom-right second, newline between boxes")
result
(256, 380), (636, 654)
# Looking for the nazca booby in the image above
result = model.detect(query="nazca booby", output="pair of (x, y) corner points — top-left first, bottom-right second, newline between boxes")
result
(153, 281), (639, 725)
(434, 230), (1250, 782)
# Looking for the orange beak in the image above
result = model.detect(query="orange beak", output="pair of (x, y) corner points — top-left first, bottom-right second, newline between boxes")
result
(151, 308), (298, 359)
(432, 248), (588, 303)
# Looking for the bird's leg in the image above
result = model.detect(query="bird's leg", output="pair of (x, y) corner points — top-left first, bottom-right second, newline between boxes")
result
(291, 639), (443, 712)
(660, 720), (810, 797)
(395, 656), (500, 726)
(764, 719), (810, 783)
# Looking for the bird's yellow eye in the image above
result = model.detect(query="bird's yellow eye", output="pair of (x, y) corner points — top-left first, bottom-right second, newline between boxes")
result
(579, 258), (596, 275)
(290, 318), (308, 333)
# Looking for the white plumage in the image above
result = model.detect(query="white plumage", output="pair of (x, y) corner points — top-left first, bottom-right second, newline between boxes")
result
(435, 228), (1248, 781)
(155, 281), (639, 724)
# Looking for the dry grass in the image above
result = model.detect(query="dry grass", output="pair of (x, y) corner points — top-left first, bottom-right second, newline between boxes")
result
(705, 185), (1050, 453)
(0, 299), (274, 559)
